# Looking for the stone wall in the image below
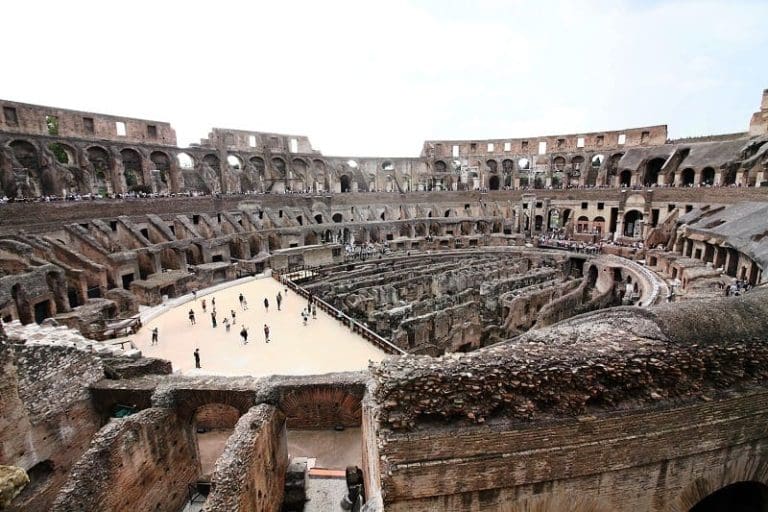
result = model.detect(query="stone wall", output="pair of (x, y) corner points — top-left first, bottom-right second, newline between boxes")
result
(52, 407), (198, 512)
(371, 289), (768, 430)
(0, 344), (103, 512)
(373, 390), (768, 511)
(203, 404), (288, 512)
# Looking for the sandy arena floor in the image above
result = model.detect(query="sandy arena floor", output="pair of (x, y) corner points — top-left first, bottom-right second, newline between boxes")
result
(134, 277), (385, 377)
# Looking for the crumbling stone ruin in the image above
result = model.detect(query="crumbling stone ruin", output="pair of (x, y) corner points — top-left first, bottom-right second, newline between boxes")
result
(1, 89), (768, 511)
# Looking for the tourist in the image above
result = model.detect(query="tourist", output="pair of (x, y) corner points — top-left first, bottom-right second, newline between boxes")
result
(264, 297), (269, 312)
(242, 297), (248, 310)
(276, 291), (282, 311)
(302, 311), (308, 326)
(192, 290), (197, 301)
(151, 327), (158, 345)
(211, 311), (217, 328)
(212, 297), (216, 308)
(264, 324), (270, 343)
(202, 299), (207, 312)
(240, 326), (248, 344)
(194, 348), (201, 368)
(231, 309), (237, 324)
(312, 304), (317, 319)
(188, 309), (196, 325)
(223, 317), (230, 332)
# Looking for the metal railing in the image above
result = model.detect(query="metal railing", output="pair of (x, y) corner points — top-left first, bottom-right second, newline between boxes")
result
(273, 272), (405, 355)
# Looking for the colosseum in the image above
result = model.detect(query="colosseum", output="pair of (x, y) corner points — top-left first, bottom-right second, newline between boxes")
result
(1, 87), (767, 512)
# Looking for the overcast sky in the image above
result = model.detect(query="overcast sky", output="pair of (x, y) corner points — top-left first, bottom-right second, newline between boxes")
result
(2, 0), (767, 156)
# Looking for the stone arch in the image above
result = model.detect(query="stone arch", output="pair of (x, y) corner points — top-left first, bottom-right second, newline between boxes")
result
(150, 151), (171, 192)
(271, 157), (287, 178)
(502, 159), (514, 173)
(49, 141), (77, 165)
(644, 157), (665, 186)
(250, 156), (265, 174)
(576, 215), (590, 233)
(8, 140), (44, 196)
(291, 158), (308, 177)
(202, 153), (218, 168)
(619, 170), (632, 187)
(547, 208), (561, 230)
(489, 175), (500, 190)
(682, 167), (696, 186)
(120, 148), (144, 189)
(553, 156), (566, 171)
(177, 152), (195, 170)
(304, 231), (319, 245)
(226, 154), (243, 170)
(434, 160), (447, 173)
(268, 234), (281, 251)
(415, 223), (427, 237)
(340, 174), (351, 193)
(87, 146), (112, 194)
(723, 166), (737, 186)
(592, 215), (606, 234)
(676, 459), (768, 512)
(607, 153), (623, 178)
(689, 481), (768, 512)
(702, 166), (715, 186)
(623, 209), (643, 237)
(486, 159), (498, 173)
(332, 213), (343, 223)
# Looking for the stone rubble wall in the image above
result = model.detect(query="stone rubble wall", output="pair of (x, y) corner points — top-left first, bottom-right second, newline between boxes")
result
(374, 390), (768, 511)
(0, 344), (103, 511)
(52, 407), (198, 512)
(203, 404), (288, 512)
(371, 289), (768, 430)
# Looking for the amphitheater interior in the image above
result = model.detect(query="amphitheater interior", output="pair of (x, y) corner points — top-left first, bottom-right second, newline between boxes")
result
(1, 89), (768, 511)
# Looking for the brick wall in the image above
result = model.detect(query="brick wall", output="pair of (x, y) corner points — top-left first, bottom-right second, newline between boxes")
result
(375, 390), (768, 511)
(203, 404), (288, 512)
(52, 407), (198, 512)
(194, 402), (241, 430)
(0, 344), (103, 511)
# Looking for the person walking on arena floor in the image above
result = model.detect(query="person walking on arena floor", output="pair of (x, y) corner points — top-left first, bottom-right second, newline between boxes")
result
(211, 311), (217, 328)
(231, 309), (237, 324)
(263, 324), (270, 343)
(276, 291), (282, 311)
(223, 317), (230, 332)
(194, 348), (201, 368)
(240, 326), (249, 345)
(151, 327), (159, 345)
(202, 299), (207, 312)
(264, 297), (269, 312)
(188, 309), (196, 325)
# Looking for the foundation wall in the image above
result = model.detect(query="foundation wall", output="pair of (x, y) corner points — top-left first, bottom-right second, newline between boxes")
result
(377, 390), (768, 511)
(203, 404), (288, 512)
(0, 344), (103, 512)
(52, 407), (198, 512)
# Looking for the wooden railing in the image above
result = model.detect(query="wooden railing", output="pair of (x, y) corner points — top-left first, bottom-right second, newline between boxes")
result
(273, 272), (406, 356)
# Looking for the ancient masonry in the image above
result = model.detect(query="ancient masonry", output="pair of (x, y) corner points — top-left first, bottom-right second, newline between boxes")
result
(0, 88), (768, 511)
